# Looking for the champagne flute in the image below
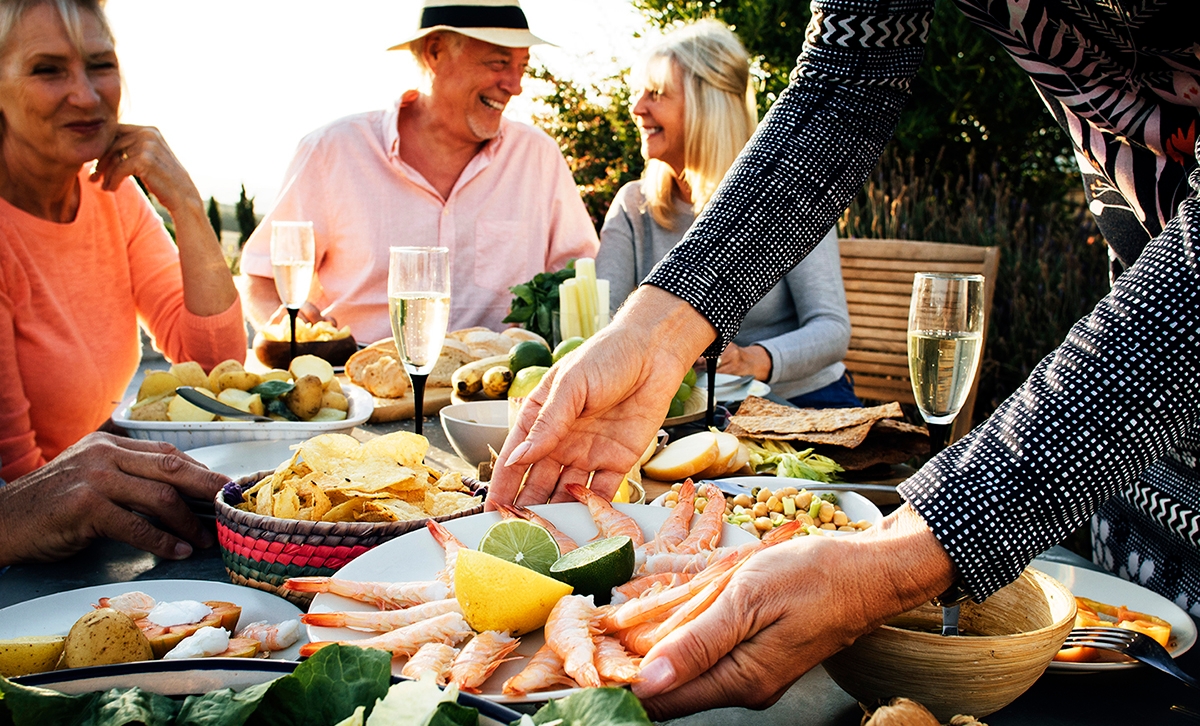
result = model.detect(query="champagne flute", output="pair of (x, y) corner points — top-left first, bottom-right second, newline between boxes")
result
(388, 247), (451, 437)
(907, 272), (985, 455)
(270, 221), (315, 364)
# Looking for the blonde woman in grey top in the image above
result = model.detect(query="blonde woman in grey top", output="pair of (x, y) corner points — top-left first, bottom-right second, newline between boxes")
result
(596, 20), (857, 406)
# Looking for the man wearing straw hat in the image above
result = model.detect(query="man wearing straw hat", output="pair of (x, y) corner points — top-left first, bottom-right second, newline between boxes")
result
(239, 0), (598, 343)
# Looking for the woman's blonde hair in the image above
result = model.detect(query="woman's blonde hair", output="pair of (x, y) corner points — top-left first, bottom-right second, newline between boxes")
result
(0, 0), (112, 60)
(634, 19), (756, 230)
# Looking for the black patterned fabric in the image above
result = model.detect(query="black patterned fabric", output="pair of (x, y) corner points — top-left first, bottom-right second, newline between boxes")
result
(645, 0), (1200, 604)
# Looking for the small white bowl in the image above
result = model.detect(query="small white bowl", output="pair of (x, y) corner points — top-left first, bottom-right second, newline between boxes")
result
(439, 400), (510, 467)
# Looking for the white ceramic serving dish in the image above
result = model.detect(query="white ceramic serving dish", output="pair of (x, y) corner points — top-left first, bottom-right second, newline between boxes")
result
(439, 400), (510, 467)
(112, 383), (372, 451)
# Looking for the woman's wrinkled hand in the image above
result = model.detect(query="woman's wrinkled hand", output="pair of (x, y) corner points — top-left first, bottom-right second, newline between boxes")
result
(90, 124), (200, 214)
(0, 433), (232, 566)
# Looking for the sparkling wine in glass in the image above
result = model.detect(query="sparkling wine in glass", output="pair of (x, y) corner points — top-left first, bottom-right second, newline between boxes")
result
(907, 272), (985, 455)
(270, 221), (315, 364)
(388, 247), (450, 436)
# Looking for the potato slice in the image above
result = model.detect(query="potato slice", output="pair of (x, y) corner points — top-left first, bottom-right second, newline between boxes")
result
(206, 359), (245, 392)
(324, 376), (343, 394)
(289, 354), (335, 386)
(0, 636), (67, 677)
(137, 371), (183, 402)
(309, 407), (349, 422)
(217, 388), (265, 416)
(260, 369), (291, 383)
(168, 361), (209, 390)
(128, 394), (171, 422)
(697, 431), (741, 478)
(167, 388), (217, 422)
(320, 391), (348, 412)
(642, 431), (720, 481)
(215, 370), (262, 394)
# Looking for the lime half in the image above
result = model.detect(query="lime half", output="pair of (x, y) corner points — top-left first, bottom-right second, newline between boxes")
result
(549, 535), (635, 605)
(478, 519), (561, 577)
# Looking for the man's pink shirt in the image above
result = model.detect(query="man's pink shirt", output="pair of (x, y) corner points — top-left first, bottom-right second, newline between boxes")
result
(242, 93), (599, 343)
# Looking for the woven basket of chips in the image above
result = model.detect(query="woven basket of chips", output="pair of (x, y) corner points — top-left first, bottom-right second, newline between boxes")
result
(213, 432), (486, 608)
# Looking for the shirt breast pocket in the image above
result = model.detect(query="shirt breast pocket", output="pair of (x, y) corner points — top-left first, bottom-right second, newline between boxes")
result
(473, 220), (537, 293)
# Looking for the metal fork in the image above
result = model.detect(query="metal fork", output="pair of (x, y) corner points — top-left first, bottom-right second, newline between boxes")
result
(1062, 627), (1198, 689)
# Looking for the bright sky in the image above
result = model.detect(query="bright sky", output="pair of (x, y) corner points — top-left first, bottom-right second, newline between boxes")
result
(104, 0), (650, 208)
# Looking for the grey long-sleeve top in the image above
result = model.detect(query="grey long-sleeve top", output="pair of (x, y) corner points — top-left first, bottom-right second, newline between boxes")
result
(597, 181), (850, 400)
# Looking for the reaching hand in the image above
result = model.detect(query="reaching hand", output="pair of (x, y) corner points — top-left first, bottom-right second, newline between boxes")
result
(631, 505), (956, 719)
(0, 433), (232, 566)
(488, 286), (717, 507)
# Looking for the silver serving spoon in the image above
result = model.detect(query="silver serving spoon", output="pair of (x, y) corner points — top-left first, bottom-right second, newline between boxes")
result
(174, 386), (274, 422)
(941, 605), (960, 636)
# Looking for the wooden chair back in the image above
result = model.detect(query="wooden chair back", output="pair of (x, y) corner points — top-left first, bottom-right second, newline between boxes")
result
(839, 238), (1000, 442)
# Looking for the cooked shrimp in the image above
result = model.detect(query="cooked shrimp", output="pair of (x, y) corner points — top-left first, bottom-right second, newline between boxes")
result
(544, 594), (603, 688)
(284, 576), (449, 610)
(619, 560), (742, 656)
(299, 611), (471, 658)
(502, 643), (577, 696)
(302, 599), (462, 632)
(594, 635), (641, 683)
(237, 619), (301, 651)
(673, 482), (725, 553)
(96, 591), (157, 619)
(448, 631), (522, 693)
(642, 520), (804, 575)
(426, 520), (465, 592)
(564, 483), (645, 547)
(648, 479), (695, 554)
(495, 503), (579, 553)
(400, 642), (459, 686)
(601, 550), (742, 631)
(611, 572), (694, 605)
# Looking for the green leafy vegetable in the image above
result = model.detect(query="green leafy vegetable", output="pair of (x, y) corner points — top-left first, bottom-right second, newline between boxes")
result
(248, 645), (391, 726)
(265, 398), (300, 422)
(743, 439), (843, 482)
(502, 261), (576, 342)
(520, 687), (652, 726)
(250, 380), (295, 399)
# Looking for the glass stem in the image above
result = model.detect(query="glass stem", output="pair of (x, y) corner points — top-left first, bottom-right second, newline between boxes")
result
(287, 307), (300, 363)
(927, 422), (951, 456)
(706, 356), (718, 427)
(411, 373), (427, 437)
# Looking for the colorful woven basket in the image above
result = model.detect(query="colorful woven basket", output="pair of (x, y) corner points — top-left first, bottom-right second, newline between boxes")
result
(215, 471), (485, 608)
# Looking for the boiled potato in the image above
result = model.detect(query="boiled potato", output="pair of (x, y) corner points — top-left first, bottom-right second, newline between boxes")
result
(324, 376), (343, 394)
(136, 371), (182, 402)
(0, 635), (66, 677)
(260, 368), (291, 383)
(128, 393), (171, 422)
(289, 354), (335, 386)
(206, 359), (245, 392)
(167, 388), (216, 422)
(284, 374), (323, 419)
(217, 388), (265, 416)
(61, 609), (153, 669)
(168, 361), (209, 390)
(320, 390), (348, 412)
(215, 370), (262, 394)
(310, 407), (349, 422)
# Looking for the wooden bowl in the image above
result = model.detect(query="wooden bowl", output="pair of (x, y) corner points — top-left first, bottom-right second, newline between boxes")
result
(823, 567), (1076, 721)
(252, 331), (357, 370)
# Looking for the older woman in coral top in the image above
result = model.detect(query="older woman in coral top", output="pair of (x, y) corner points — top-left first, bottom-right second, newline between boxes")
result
(0, 0), (245, 487)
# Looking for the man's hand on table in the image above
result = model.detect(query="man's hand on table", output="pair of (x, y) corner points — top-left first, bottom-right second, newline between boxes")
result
(0, 433), (230, 567)
(632, 504), (957, 719)
(487, 286), (716, 507)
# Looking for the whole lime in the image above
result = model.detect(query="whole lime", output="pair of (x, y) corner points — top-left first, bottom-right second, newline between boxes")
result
(508, 365), (550, 399)
(509, 340), (553, 373)
(552, 336), (585, 363)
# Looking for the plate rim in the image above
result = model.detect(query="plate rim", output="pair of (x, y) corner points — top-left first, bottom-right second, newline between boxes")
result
(0, 578), (307, 662)
(1031, 561), (1198, 672)
(307, 501), (757, 703)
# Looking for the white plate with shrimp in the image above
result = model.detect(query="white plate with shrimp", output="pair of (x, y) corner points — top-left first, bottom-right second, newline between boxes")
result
(0, 579), (306, 661)
(305, 501), (757, 703)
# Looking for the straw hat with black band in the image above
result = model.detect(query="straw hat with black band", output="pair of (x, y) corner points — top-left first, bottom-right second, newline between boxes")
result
(388, 0), (553, 50)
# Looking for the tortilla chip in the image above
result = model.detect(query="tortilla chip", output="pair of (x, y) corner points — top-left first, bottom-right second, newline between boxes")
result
(433, 471), (467, 492)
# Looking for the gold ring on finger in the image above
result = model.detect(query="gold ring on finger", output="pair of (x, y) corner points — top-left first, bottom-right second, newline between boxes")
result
(120, 151), (129, 161)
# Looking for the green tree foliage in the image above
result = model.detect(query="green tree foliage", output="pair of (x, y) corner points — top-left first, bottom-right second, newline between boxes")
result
(236, 184), (257, 245)
(207, 196), (222, 238)
(532, 67), (645, 231)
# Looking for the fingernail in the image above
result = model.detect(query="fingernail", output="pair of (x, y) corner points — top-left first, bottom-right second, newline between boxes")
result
(173, 542), (193, 559)
(633, 658), (675, 698)
(504, 441), (531, 467)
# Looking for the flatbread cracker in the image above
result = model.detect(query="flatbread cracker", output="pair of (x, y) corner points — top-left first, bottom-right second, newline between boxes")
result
(731, 398), (903, 435)
(727, 420), (875, 448)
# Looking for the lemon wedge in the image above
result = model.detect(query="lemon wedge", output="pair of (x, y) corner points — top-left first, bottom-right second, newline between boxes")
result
(455, 549), (573, 635)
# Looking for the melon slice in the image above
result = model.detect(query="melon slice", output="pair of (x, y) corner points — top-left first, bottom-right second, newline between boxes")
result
(642, 432), (720, 481)
(697, 431), (742, 478)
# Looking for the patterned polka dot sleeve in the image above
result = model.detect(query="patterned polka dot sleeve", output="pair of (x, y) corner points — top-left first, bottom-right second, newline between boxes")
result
(643, 0), (934, 358)
(900, 166), (1200, 601)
